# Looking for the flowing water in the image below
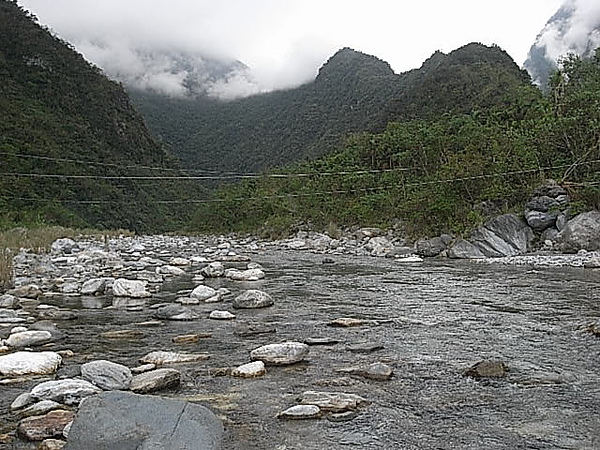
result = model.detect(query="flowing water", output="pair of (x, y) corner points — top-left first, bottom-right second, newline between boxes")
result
(1, 250), (600, 449)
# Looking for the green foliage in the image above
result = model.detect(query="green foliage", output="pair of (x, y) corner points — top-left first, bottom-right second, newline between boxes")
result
(187, 49), (600, 237)
(0, 0), (205, 232)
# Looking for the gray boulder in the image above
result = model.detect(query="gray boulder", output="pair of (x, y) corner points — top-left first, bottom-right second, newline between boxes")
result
(233, 290), (274, 309)
(414, 237), (447, 257)
(250, 342), (309, 365)
(557, 210), (600, 253)
(63, 391), (222, 450)
(0, 351), (62, 376)
(81, 360), (132, 391)
(447, 239), (486, 259)
(129, 368), (181, 393)
(470, 214), (533, 257)
(6, 330), (53, 348)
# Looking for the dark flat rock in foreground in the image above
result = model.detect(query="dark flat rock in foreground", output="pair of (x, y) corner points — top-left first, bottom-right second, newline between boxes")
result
(64, 391), (223, 450)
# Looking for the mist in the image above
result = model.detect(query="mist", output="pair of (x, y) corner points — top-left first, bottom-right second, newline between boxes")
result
(20, 0), (565, 100)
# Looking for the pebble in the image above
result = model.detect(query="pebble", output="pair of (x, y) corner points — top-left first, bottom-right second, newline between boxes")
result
(277, 404), (322, 420)
(209, 310), (236, 320)
(329, 317), (367, 327)
(250, 342), (309, 365)
(299, 391), (369, 412)
(140, 351), (210, 365)
(231, 361), (266, 378)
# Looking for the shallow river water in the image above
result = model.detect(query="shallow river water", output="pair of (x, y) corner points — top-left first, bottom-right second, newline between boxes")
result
(2, 249), (600, 449)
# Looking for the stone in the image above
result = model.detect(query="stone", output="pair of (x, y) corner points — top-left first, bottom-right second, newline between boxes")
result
(18, 410), (74, 441)
(464, 360), (508, 379)
(131, 363), (156, 374)
(305, 337), (339, 346)
(447, 239), (486, 259)
(366, 236), (393, 257)
(337, 362), (394, 381)
(11, 392), (34, 411)
(200, 262), (225, 278)
(225, 268), (265, 281)
(329, 317), (366, 327)
(172, 334), (202, 344)
(156, 265), (186, 276)
(277, 405), (322, 420)
(557, 211), (600, 253)
(584, 257), (600, 269)
(231, 361), (266, 378)
(347, 343), (384, 353)
(63, 391), (222, 449)
(111, 278), (151, 298)
(9, 284), (42, 299)
(140, 351), (210, 365)
(0, 351), (62, 376)
(81, 360), (132, 391)
(169, 257), (190, 266)
(524, 209), (560, 232)
(20, 400), (63, 417)
(6, 330), (53, 347)
(129, 368), (181, 393)
(415, 237), (447, 257)
(152, 304), (198, 321)
(470, 214), (533, 257)
(233, 290), (274, 309)
(39, 439), (66, 450)
(250, 342), (309, 365)
(0, 293), (19, 308)
(299, 391), (368, 412)
(30, 321), (65, 341)
(51, 238), (77, 254)
(36, 306), (78, 321)
(30, 379), (101, 405)
(190, 284), (218, 302)
(80, 278), (109, 296)
(209, 310), (236, 320)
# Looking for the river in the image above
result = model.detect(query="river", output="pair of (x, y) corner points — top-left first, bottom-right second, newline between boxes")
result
(1, 248), (599, 449)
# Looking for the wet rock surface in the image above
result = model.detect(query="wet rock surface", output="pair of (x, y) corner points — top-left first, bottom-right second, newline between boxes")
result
(0, 234), (599, 449)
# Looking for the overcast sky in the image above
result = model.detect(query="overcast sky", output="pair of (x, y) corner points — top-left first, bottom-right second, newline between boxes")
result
(20, 0), (569, 97)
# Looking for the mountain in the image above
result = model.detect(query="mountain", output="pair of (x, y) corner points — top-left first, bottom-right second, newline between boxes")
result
(0, 0), (201, 231)
(131, 43), (533, 174)
(524, 0), (600, 88)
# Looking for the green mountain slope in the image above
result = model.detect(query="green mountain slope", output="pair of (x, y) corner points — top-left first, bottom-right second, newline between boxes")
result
(0, 0), (201, 231)
(131, 43), (534, 174)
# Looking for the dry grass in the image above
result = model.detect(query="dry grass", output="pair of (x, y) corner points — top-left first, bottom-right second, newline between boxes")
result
(0, 248), (14, 292)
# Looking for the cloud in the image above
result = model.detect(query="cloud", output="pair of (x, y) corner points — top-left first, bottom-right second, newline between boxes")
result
(20, 0), (567, 99)
(535, 0), (600, 63)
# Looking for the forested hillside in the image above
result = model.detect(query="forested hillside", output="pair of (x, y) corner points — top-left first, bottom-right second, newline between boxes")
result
(0, 0), (202, 231)
(131, 43), (532, 174)
(188, 50), (600, 238)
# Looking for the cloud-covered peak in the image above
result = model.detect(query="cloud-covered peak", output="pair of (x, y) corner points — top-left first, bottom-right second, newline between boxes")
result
(525, 0), (600, 86)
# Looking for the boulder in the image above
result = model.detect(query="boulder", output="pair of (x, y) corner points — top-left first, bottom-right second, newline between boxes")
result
(414, 237), (447, 257)
(464, 360), (508, 379)
(111, 279), (150, 298)
(152, 304), (198, 321)
(277, 405), (322, 420)
(470, 214), (533, 257)
(225, 268), (265, 281)
(231, 361), (266, 378)
(63, 391), (222, 449)
(447, 239), (486, 259)
(250, 342), (309, 365)
(199, 262), (225, 278)
(30, 379), (101, 405)
(557, 211), (600, 253)
(18, 410), (74, 441)
(19, 400), (63, 418)
(0, 294), (20, 309)
(51, 238), (77, 254)
(190, 285), (218, 302)
(6, 330), (53, 347)
(81, 360), (132, 391)
(365, 236), (393, 257)
(140, 351), (210, 365)
(79, 278), (109, 296)
(299, 391), (368, 412)
(209, 310), (236, 320)
(0, 351), (62, 376)
(129, 368), (181, 393)
(233, 290), (274, 309)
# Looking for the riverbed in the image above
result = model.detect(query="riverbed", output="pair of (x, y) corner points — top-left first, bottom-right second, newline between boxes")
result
(1, 244), (600, 449)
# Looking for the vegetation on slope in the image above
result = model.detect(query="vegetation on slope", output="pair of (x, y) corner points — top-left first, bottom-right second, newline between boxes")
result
(187, 50), (600, 238)
(0, 0), (203, 232)
(131, 44), (533, 174)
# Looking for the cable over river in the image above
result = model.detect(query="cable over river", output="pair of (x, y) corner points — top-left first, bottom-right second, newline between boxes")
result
(1, 237), (599, 449)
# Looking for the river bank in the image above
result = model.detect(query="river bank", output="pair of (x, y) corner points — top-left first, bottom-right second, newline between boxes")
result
(0, 233), (599, 449)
